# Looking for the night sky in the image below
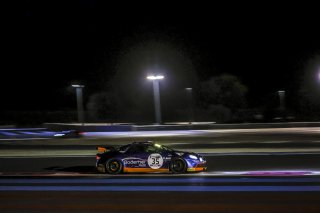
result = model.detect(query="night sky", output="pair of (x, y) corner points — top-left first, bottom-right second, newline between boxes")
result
(2, 1), (320, 111)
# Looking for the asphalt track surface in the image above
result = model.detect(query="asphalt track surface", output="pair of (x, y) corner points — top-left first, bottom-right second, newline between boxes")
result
(1, 154), (320, 175)
(2, 127), (320, 212)
(1, 191), (320, 213)
(1, 177), (320, 213)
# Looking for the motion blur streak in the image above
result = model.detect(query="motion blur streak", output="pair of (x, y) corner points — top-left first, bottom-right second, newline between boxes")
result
(1, 177), (320, 184)
(1, 185), (320, 192)
(1, 177), (320, 192)
(82, 127), (320, 138)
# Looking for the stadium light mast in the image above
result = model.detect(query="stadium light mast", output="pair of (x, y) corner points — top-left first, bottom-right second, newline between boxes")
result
(278, 90), (286, 110)
(72, 84), (85, 125)
(147, 75), (164, 124)
(185, 88), (194, 124)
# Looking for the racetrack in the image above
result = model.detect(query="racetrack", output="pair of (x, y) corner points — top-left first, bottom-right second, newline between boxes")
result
(2, 127), (320, 212)
(1, 154), (320, 176)
(2, 127), (320, 175)
(1, 175), (320, 213)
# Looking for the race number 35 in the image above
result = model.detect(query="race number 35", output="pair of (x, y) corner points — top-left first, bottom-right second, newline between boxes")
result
(148, 153), (163, 169)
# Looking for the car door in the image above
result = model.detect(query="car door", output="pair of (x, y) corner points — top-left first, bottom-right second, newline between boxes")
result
(145, 144), (172, 170)
(122, 144), (149, 169)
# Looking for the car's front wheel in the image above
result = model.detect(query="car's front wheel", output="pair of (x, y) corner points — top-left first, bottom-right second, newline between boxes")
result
(106, 159), (123, 174)
(170, 158), (187, 174)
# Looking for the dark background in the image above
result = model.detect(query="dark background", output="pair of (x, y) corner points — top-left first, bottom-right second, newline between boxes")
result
(1, 1), (320, 123)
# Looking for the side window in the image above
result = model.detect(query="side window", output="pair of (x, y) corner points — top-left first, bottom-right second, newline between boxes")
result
(119, 145), (130, 153)
(146, 145), (160, 153)
(127, 145), (146, 154)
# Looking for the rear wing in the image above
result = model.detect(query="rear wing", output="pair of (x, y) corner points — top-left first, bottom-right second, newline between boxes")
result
(97, 146), (116, 153)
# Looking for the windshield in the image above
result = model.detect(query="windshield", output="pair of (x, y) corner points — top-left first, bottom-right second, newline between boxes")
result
(158, 144), (174, 152)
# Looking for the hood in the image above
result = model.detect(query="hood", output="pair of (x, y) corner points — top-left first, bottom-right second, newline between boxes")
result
(174, 150), (200, 157)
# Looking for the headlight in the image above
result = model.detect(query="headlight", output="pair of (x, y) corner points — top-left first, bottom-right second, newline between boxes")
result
(199, 157), (204, 162)
(189, 155), (198, 160)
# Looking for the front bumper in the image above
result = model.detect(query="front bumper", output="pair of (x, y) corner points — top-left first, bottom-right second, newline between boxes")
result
(187, 167), (207, 172)
(187, 163), (207, 172)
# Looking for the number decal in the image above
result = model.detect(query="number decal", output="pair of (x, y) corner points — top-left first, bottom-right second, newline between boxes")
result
(148, 154), (163, 169)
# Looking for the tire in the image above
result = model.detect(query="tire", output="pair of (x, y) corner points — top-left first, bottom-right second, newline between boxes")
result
(170, 158), (187, 174)
(105, 159), (123, 174)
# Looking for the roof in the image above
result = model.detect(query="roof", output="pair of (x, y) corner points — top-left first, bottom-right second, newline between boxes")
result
(132, 141), (154, 145)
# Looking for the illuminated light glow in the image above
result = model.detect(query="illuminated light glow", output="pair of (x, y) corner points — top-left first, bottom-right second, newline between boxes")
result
(71, 84), (85, 88)
(189, 154), (198, 160)
(146, 75), (164, 80)
(54, 133), (65, 137)
(155, 144), (161, 148)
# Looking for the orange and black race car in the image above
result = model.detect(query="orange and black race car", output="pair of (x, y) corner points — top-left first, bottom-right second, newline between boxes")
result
(96, 141), (207, 174)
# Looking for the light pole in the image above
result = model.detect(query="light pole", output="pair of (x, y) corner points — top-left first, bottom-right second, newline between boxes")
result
(185, 88), (194, 124)
(278, 90), (286, 110)
(72, 84), (85, 125)
(147, 75), (164, 124)
(278, 90), (286, 120)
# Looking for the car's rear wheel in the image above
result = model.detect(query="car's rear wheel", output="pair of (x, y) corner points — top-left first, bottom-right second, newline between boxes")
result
(170, 158), (187, 174)
(106, 159), (123, 174)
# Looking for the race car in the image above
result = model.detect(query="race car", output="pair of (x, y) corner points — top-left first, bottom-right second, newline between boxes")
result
(96, 141), (207, 174)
